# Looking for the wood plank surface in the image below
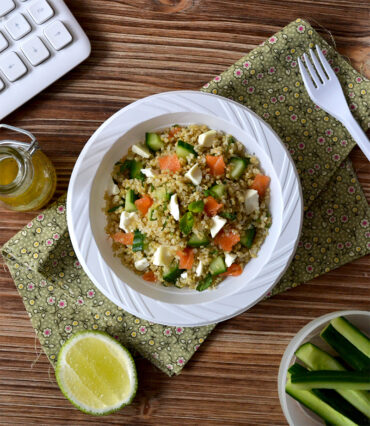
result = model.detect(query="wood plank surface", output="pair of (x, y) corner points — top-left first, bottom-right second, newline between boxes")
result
(0, 0), (369, 424)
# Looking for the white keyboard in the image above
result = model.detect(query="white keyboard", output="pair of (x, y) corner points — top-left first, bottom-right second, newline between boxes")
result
(0, 0), (91, 119)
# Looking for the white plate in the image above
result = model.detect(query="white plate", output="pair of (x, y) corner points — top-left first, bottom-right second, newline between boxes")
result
(278, 310), (370, 425)
(67, 91), (303, 326)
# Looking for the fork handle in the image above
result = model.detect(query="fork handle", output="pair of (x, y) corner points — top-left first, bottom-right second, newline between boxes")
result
(341, 114), (370, 161)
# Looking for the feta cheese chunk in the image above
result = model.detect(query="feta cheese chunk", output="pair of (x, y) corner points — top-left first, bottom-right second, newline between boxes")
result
(153, 246), (175, 268)
(134, 258), (150, 271)
(109, 181), (120, 195)
(169, 193), (180, 221)
(224, 252), (237, 267)
(119, 211), (138, 233)
(210, 215), (227, 238)
(132, 143), (151, 158)
(198, 130), (217, 147)
(185, 164), (202, 185)
(180, 271), (188, 279)
(244, 189), (259, 215)
(141, 168), (158, 178)
(195, 261), (203, 277)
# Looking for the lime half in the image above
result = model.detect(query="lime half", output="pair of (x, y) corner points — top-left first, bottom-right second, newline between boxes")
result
(56, 331), (138, 415)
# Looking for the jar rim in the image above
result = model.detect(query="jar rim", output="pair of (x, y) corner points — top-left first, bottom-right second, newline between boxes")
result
(0, 144), (30, 194)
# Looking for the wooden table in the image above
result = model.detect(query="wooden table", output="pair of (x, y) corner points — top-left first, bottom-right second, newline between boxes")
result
(0, 1), (369, 424)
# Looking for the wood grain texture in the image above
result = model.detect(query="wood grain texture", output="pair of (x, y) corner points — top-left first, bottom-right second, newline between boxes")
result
(0, 0), (369, 424)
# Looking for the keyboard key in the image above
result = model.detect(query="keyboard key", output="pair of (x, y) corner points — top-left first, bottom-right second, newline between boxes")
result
(0, 52), (27, 82)
(0, 0), (15, 18)
(44, 21), (72, 51)
(0, 32), (9, 53)
(5, 14), (32, 41)
(22, 36), (50, 66)
(28, 0), (54, 25)
(0, 78), (4, 92)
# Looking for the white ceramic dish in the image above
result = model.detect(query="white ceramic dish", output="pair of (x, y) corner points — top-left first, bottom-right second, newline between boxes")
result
(67, 90), (303, 326)
(278, 310), (370, 426)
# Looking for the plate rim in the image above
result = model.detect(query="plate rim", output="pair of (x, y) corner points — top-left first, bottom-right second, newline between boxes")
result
(67, 90), (303, 326)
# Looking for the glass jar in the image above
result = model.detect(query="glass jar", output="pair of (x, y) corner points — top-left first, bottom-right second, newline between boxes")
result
(0, 124), (56, 211)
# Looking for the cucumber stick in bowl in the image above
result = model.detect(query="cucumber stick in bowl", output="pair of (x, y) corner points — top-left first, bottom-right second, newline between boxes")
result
(286, 316), (370, 424)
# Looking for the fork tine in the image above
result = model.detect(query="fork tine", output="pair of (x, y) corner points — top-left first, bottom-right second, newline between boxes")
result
(298, 57), (316, 96)
(302, 53), (321, 87)
(309, 48), (327, 82)
(315, 45), (335, 79)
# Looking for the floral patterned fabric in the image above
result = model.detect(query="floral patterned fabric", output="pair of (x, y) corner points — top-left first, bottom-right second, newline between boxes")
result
(2, 19), (369, 377)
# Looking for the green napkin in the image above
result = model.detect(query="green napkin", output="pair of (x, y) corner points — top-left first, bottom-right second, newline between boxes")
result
(2, 19), (369, 377)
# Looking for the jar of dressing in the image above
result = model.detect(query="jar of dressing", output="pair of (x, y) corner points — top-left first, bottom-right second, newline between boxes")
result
(0, 124), (56, 211)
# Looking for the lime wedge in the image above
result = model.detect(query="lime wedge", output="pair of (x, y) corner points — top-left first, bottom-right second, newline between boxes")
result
(56, 331), (137, 415)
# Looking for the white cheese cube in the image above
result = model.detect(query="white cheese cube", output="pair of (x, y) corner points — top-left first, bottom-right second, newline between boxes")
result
(210, 215), (227, 238)
(152, 246), (175, 268)
(141, 168), (158, 178)
(244, 189), (259, 215)
(119, 211), (138, 233)
(195, 261), (203, 277)
(180, 271), (188, 279)
(185, 164), (202, 185)
(224, 252), (237, 267)
(109, 181), (120, 195)
(198, 130), (217, 147)
(169, 193), (180, 221)
(134, 258), (150, 271)
(132, 143), (151, 158)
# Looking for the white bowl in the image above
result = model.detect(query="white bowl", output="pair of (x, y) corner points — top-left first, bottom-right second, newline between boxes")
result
(67, 91), (303, 326)
(278, 310), (370, 426)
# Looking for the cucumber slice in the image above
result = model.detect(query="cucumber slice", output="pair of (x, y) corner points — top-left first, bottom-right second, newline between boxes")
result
(176, 140), (197, 158)
(153, 186), (170, 201)
(196, 273), (213, 292)
(209, 184), (226, 200)
(188, 233), (210, 247)
(125, 190), (137, 212)
(321, 324), (370, 371)
(188, 200), (204, 213)
(289, 364), (370, 425)
(163, 263), (184, 283)
(290, 370), (370, 390)
(229, 157), (249, 179)
(331, 316), (370, 358)
(286, 371), (357, 426)
(145, 132), (163, 151)
(241, 226), (256, 248)
(130, 160), (144, 180)
(132, 230), (145, 252)
(295, 343), (370, 417)
(209, 256), (227, 276)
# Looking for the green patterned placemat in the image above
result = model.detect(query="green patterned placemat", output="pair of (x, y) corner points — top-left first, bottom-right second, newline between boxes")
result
(2, 19), (369, 376)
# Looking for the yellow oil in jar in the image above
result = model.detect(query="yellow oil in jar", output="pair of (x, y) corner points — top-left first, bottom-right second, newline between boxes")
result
(0, 150), (57, 211)
(0, 157), (19, 185)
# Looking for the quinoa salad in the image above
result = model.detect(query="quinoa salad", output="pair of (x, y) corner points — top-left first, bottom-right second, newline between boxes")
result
(104, 124), (271, 291)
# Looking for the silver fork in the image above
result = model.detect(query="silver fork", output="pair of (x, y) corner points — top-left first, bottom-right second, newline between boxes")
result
(298, 45), (370, 161)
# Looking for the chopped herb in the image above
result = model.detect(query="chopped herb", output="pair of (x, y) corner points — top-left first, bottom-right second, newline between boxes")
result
(220, 212), (236, 221)
(108, 204), (124, 213)
(132, 230), (145, 252)
(179, 212), (194, 235)
(161, 220), (167, 231)
(150, 183), (155, 191)
(188, 200), (204, 213)
(204, 189), (211, 197)
(227, 135), (235, 144)
(196, 273), (213, 291)
(149, 208), (157, 221)
(120, 159), (132, 174)
(115, 161), (123, 166)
